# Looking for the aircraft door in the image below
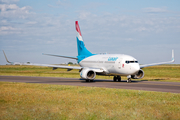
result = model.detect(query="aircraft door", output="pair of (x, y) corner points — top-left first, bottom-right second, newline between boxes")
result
(117, 59), (122, 69)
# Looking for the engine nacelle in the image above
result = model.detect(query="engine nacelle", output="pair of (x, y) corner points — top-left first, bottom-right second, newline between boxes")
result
(131, 69), (144, 79)
(80, 68), (96, 80)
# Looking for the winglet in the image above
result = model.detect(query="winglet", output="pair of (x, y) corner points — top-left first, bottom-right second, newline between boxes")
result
(2, 50), (11, 63)
(172, 49), (175, 62)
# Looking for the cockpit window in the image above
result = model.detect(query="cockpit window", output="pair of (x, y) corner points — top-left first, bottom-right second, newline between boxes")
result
(125, 61), (138, 64)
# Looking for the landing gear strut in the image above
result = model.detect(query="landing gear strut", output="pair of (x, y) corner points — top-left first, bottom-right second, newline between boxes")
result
(127, 75), (131, 83)
(113, 76), (121, 82)
(127, 78), (131, 83)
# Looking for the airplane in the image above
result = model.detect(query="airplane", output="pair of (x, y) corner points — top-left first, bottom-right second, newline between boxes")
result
(3, 21), (175, 83)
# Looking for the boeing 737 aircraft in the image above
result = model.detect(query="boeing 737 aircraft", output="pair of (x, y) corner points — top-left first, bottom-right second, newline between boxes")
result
(3, 21), (175, 83)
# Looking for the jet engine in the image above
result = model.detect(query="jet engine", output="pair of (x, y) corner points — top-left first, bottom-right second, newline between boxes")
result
(131, 69), (144, 79)
(80, 68), (96, 80)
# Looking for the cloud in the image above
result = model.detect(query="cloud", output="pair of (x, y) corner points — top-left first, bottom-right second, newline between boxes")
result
(0, 0), (19, 4)
(0, 26), (21, 35)
(143, 7), (168, 13)
(57, 0), (71, 7)
(0, 4), (33, 19)
(77, 10), (180, 35)
(0, 26), (14, 30)
(48, 4), (59, 8)
(0, 4), (18, 11)
(0, 3), (34, 35)
(26, 21), (37, 25)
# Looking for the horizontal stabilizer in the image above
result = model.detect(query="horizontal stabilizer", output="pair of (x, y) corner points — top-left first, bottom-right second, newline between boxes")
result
(43, 53), (77, 60)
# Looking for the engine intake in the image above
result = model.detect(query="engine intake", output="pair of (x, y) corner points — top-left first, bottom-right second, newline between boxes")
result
(131, 69), (144, 79)
(80, 68), (96, 80)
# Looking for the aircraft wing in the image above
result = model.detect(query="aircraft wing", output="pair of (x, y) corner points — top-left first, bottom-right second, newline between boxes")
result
(3, 50), (105, 73)
(140, 50), (175, 68)
(3, 50), (82, 70)
(3, 51), (104, 72)
(24, 63), (82, 70)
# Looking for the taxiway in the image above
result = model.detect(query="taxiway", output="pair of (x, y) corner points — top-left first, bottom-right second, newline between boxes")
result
(0, 76), (180, 93)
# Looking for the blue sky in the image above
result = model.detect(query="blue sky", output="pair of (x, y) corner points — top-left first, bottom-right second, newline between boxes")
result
(0, 0), (180, 65)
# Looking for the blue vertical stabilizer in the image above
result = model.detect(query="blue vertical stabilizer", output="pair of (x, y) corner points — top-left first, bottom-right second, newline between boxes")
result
(75, 21), (94, 62)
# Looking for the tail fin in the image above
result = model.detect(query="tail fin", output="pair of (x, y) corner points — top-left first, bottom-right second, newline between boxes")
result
(75, 21), (92, 56)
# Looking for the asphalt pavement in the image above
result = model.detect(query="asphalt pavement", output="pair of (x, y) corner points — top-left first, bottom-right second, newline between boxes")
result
(0, 76), (180, 93)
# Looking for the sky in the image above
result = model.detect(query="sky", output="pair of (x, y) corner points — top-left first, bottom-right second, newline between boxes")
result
(0, 0), (180, 65)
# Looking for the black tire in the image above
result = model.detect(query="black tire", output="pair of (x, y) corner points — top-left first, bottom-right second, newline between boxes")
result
(117, 76), (121, 82)
(113, 76), (117, 82)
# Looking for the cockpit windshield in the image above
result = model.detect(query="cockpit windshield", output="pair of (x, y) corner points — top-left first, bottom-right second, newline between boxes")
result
(125, 61), (138, 64)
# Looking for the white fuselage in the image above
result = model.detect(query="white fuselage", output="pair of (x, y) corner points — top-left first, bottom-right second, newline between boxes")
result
(79, 54), (140, 76)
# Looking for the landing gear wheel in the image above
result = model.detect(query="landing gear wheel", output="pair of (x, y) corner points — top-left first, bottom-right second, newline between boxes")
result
(113, 76), (117, 82)
(113, 76), (121, 82)
(127, 78), (131, 83)
(86, 80), (94, 82)
(86, 80), (90, 82)
(117, 76), (121, 82)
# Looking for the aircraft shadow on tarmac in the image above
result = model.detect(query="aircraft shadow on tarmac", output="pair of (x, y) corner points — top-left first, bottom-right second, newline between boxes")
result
(27, 78), (146, 84)
(80, 80), (144, 83)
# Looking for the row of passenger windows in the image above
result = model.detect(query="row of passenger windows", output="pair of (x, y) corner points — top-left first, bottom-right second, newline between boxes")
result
(125, 61), (138, 64)
(82, 61), (138, 64)
(81, 61), (115, 64)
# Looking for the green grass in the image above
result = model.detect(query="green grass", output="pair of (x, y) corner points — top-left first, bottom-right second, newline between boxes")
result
(0, 65), (180, 82)
(142, 65), (180, 82)
(0, 82), (180, 120)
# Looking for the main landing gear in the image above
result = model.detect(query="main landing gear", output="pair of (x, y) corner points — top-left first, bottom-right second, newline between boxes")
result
(113, 75), (132, 83)
(113, 76), (121, 82)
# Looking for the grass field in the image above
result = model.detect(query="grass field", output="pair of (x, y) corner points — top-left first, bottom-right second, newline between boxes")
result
(0, 82), (180, 120)
(0, 65), (180, 119)
(0, 65), (180, 82)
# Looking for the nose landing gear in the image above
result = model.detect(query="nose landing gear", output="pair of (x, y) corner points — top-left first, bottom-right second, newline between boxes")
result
(127, 78), (131, 83)
(127, 75), (131, 83)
